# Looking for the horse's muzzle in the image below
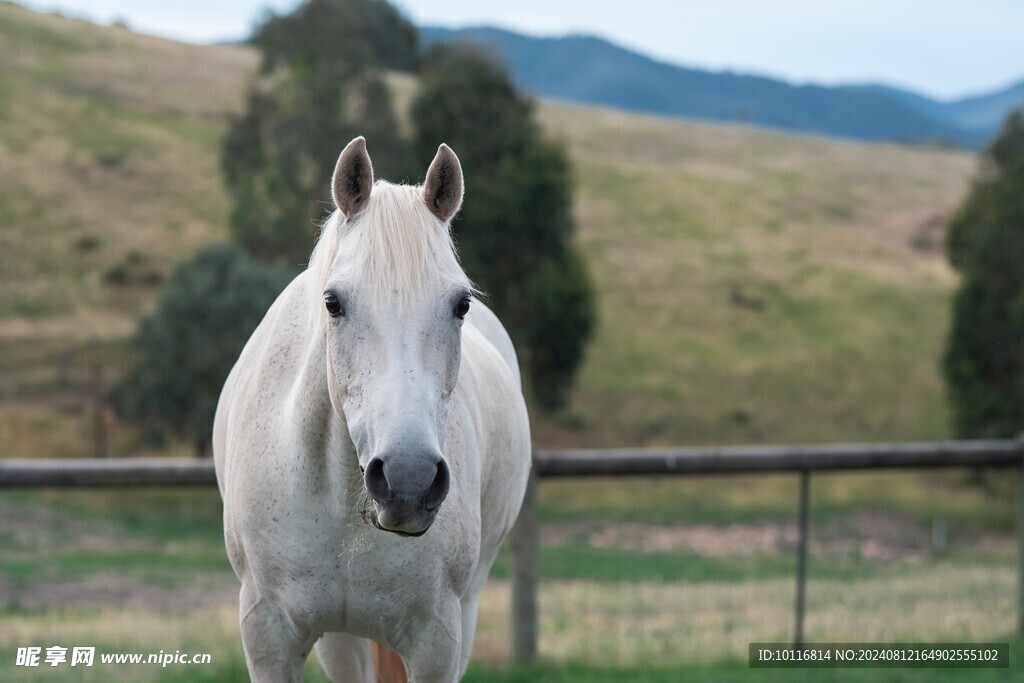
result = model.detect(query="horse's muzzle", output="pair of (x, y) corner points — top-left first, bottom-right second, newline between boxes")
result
(363, 454), (450, 536)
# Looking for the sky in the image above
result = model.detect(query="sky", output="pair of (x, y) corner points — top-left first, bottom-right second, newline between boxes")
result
(19, 0), (1024, 100)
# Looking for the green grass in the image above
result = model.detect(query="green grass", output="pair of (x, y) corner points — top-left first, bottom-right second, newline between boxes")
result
(534, 471), (1016, 528)
(1, 486), (1018, 677)
(2, 548), (225, 590)
(2, 488), (225, 539)
(0, 489), (231, 598)
(5, 469), (1013, 601)
(464, 648), (1024, 683)
(490, 541), (866, 584)
(3, 649), (1019, 683)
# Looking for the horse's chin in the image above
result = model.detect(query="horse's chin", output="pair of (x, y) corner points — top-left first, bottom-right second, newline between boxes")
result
(368, 505), (435, 538)
(375, 520), (430, 538)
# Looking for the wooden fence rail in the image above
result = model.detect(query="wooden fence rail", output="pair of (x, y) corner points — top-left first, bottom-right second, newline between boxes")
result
(2, 439), (1023, 664)
(533, 439), (1024, 476)
(0, 457), (216, 487)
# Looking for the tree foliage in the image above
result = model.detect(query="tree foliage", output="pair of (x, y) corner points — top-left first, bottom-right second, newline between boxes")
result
(113, 244), (292, 456)
(222, 0), (416, 267)
(943, 108), (1024, 437)
(946, 109), (1024, 270)
(252, 0), (417, 76)
(412, 44), (596, 410)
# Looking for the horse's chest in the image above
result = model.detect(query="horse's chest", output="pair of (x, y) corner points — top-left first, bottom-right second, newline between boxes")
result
(238, 504), (464, 634)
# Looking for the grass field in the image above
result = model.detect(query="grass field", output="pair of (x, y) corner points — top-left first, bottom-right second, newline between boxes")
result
(2, 472), (1019, 680)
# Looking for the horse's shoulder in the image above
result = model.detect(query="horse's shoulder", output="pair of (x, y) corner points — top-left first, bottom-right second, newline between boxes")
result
(215, 272), (310, 455)
(464, 300), (521, 388)
(231, 273), (312, 370)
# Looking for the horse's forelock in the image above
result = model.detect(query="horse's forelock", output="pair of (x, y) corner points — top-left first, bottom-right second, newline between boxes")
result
(308, 181), (475, 315)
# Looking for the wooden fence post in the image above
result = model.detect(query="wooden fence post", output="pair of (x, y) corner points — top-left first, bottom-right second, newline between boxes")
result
(1018, 459), (1024, 637)
(511, 461), (539, 665)
(794, 470), (811, 647)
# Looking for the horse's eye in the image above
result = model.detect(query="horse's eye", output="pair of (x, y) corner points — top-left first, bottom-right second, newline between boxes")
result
(324, 294), (344, 317)
(454, 297), (471, 320)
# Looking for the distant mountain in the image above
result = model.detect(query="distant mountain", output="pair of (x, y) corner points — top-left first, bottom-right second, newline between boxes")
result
(421, 26), (1024, 148)
(942, 80), (1024, 136)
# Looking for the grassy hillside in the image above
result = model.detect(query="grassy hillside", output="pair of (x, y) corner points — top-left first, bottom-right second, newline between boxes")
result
(537, 103), (975, 446)
(0, 3), (257, 457)
(0, 3), (978, 455)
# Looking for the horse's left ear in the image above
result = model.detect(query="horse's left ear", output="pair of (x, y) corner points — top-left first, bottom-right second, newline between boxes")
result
(423, 143), (464, 223)
(333, 136), (374, 218)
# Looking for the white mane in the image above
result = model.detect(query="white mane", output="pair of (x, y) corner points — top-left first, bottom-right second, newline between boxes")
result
(307, 181), (477, 314)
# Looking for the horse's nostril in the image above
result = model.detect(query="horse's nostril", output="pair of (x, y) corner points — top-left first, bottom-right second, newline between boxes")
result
(363, 457), (390, 503)
(421, 460), (450, 511)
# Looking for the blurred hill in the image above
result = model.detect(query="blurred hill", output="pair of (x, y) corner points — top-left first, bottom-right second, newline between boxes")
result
(422, 26), (1024, 148)
(0, 3), (977, 455)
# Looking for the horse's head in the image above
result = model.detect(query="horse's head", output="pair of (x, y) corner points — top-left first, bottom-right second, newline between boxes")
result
(319, 137), (471, 537)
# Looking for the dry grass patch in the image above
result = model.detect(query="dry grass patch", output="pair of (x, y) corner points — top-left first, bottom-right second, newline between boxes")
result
(532, 101), (975, 446)
(0, 2), (256, 349)
(474, 563), (1014, 667)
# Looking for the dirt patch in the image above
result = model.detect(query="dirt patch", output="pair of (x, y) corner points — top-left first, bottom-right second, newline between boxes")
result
(816, 509), (931, 562)
(540, 520), (605, 546)
(589, 521), (796, 557)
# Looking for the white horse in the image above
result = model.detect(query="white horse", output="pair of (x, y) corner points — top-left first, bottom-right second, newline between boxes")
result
(213, 137), (532, 682)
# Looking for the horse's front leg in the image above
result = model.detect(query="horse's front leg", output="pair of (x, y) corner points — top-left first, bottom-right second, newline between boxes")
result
(239, 581), (316, 683)
(401, 597), (462, 683)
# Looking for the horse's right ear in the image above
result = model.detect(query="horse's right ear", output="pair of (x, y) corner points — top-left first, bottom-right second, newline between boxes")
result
(332, 137), (374, 218)
(423, 143), (464, 223)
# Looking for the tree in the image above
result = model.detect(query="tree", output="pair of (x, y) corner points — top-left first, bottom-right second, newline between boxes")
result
(942, 108), (1024, 437)
(113, 244), (292, 456)
(222, 0), (417, 268)
(945, 109), (1024, 269)
(412, 44), (596, 410)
